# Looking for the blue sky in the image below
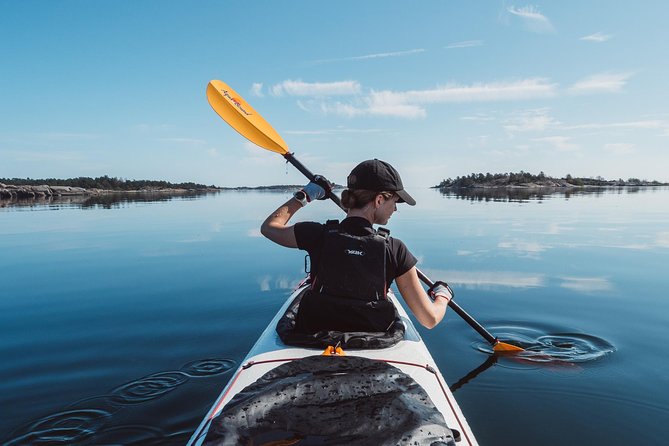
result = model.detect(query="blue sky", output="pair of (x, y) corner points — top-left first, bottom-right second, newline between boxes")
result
(2, 1), (668, 187)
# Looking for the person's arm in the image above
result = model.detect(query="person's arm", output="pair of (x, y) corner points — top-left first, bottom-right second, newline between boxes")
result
(260, 180), (327, 248)
(395, 266), (451, 329)
(260, 198), (302, 248)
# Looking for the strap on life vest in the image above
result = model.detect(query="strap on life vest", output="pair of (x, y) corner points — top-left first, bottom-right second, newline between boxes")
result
(325, 219), (340, 232)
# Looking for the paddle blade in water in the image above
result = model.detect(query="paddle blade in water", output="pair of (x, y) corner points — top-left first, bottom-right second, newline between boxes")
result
(206, 80), (289, 155)
(493, 340), (524, 353)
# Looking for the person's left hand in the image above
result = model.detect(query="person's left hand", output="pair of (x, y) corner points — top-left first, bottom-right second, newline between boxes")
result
(311, 175), (333, 200)
(428, 281), (454, 303)
(302, 175), (332, 202)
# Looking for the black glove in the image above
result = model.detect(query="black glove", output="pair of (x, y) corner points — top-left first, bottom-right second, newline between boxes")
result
(311, 175), (333, 200)
(428, 281), (454, 302)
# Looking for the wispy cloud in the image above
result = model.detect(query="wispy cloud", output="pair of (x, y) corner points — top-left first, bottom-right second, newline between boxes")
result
(534, 135), (579, 152)
(251, 83), (264, 97)
(563, 119), (666, 131)
(507, 5), (555, 33)
(284, 127), (386, 136)
(373, 79), (558, 104)
(332, 79), (558, 119)
(603, 143), (636, 155)
(446, 40), (483, 49)
(312, 48), (426, 64)
(504, 108), (561, 132)
(580, 32), (612, 42)
(271, 80), (361, 97)
(349, 48), (426, 61)
(568, 72), (632, 95)
(267, 72), (639, 120)
(461, 113), (496, 122)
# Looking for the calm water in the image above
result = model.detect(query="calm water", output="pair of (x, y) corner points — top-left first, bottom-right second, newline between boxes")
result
(2, 188), (668, 445)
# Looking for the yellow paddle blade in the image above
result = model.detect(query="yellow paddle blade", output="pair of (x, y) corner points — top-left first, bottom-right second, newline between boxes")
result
(206, 80), (289, 155)
(493, 340), (524, 353)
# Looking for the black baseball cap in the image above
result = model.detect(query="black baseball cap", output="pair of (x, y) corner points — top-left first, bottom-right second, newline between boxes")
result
(347, 159), (416, 206)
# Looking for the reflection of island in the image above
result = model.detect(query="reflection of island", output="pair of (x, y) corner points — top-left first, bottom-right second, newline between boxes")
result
(0, 177), (221, 209)
(435, 186), (669, 202)
(0, 178), (344, 208)
(219, 184), (344, 192)
(0, 187), (219, 209)
(434, 172), (669, 202)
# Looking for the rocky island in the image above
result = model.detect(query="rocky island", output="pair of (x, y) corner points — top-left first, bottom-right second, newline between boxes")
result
(434, 171), (668, 190)
(0, 176), (219, 207)
(434, 171), (668, 202)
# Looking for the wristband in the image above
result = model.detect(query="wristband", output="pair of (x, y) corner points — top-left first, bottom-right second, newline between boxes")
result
(293, 190), (308, 207)
(435, 292), (452, 303)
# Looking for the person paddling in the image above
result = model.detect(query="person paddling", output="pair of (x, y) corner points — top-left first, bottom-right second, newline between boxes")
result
(261, 159), (452, 332)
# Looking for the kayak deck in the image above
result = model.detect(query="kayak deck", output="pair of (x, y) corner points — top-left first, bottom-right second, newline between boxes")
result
(188, 285), (479, 446)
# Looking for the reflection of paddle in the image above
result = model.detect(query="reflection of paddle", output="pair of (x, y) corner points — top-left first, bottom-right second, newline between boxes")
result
(449, 355), (498, 393)
(206, 80), (523, 353)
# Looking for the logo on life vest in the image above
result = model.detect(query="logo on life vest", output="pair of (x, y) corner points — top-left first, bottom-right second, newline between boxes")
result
(345, 249), (365, 256)
(221, 89), (252, 116)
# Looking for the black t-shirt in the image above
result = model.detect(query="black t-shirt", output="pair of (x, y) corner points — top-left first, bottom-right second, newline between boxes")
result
(294, 217), (417, 289)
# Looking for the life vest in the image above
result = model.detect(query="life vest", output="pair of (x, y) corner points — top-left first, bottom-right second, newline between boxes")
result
(311, 219), (390, 302)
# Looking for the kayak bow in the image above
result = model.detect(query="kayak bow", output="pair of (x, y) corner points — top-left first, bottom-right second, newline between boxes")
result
(188, 284), (479, 446)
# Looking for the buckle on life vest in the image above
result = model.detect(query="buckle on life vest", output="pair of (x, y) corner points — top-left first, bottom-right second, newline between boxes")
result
(322, 341), (345, 356)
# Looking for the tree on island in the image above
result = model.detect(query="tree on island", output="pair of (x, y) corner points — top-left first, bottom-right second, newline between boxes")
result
(0, 175), (217, 191)
(435, 171), (667, 188)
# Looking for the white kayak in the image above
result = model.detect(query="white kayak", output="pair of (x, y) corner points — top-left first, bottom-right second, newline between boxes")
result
(188, 283), (479, 446)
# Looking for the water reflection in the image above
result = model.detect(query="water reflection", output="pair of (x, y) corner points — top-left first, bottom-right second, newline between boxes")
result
(450, 355), (498, 393)
(436, 186), (667, 202)
(3, 408), (113, 446)
(3, 357), (236, 445)
(422, 269), (546, 289)
(560, 276), (613, 293)
(0, 190), (219, 210)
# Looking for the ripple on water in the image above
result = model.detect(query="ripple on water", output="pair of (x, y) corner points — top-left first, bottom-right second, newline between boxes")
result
(110, 371), (190, 405)
(4, 408), (112, 445)
(3, 358), (238, 445)
(180, 358), (237, 377)
(474, 324), (616, 364)
(90, 424), (167, 444)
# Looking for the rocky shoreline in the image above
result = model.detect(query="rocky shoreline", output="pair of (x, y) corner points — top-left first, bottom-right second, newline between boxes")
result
(1, 183), (101, 200)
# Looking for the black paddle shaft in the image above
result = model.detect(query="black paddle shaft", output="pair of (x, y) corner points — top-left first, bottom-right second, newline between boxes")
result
(283, 151), (499, 346)
(416, 269), (498, 344)
(283, 153), (345, 211)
